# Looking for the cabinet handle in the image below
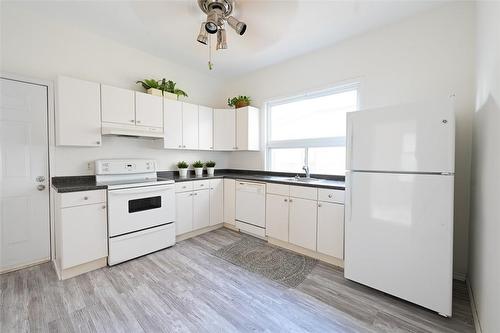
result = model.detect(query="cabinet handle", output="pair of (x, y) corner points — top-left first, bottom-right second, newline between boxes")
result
(328, 194), (333, 198)
(318, 203), (322, 207)
(130, 120), (135, 123)
(178, 145), (182, 148)
(210, 147), (213, 149)
(200, 184), (204, 186)
(84, 196), (89, 200)
(96, 141), (101, 145)
(284, 198), (288, 202)
(102, 205), (106, 209)
(289, 199), (293, 202)
(183, 145), (186, 148)
(136, 120), (141, 124)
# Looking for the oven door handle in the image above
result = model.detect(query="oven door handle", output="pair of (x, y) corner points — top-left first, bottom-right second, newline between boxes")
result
(108, 185), (173, 196)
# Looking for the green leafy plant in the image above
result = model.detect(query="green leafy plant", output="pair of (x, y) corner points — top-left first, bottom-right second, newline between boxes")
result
(205, 161), (216, 168)
(176, 161), (188, 169)
(136, 79), (161, 90)
(192, 160), (204, 168)
(227, 95), (251, 108)
(159, 79), (188, 98)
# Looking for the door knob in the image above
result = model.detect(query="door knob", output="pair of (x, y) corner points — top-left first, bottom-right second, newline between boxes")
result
(36, 176), (45, 182)
(37, 184), (46, 191)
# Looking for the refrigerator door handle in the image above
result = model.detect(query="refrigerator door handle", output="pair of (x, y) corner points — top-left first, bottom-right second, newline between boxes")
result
(345, 172), (352, 223)
(346, 117), (354, 170)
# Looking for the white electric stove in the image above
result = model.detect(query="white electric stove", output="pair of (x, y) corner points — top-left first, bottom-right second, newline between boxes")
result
(95, 159), (176, 265)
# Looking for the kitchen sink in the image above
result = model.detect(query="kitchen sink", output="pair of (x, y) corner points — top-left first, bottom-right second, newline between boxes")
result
(286, 177), (322, 183)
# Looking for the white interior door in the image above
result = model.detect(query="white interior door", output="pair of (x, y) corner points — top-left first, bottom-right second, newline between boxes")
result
(0, 78), (50, 272)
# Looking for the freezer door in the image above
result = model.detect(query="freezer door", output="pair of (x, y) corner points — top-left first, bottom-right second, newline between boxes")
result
(346, 98), (455, 173)
(344, 171), (453, 316)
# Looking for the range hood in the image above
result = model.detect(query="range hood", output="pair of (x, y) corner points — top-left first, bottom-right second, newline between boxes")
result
(101, 122), (164, 139)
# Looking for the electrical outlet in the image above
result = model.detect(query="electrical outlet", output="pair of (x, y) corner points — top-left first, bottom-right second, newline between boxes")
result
(87, 162), (93, 172)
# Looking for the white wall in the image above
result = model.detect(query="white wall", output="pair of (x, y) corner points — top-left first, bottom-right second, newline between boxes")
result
(0, 2), (229, 175)
(468, 1), (500, 332)
(225, 2), (476, 276)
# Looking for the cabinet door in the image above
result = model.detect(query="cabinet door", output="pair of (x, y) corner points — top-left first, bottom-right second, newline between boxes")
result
(182, 102), (199, 149)
(175, 192), (193, 235)
(199, 105), (213, 150)
(223, 179), (236, 225)
(317, 202), (344, 259)
(289, 198), (317, 251)
(213, 108), (236, 150)
(163, 99), (183, 149)
(101, 85), (135, 125)
(135, 92), (163, 128)
(56, 76), (102, 146)
(209, 179), (223, 225)
(265, 194), (289, 242)
(236, 106), (259, 151)
(193, 190), (210, 230)
(61, 203), (107, 269)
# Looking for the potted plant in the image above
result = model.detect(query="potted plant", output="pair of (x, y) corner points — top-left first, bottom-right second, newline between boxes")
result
(205, 161), (216, 176)
(192, 161), (204, 177)
(136, 79), (163, 96)
(228, 95), (251, 109)
(159, 79), (188, 101)
(177, 161), (189, 178)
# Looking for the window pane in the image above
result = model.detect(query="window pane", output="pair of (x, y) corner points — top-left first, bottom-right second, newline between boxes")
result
(269, 148), (305, 173)
(308, 147), (346, 175)
(270, 89), (357, 141)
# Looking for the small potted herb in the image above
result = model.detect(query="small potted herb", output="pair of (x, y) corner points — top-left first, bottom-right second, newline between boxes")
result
(227, 95), (251, 109)
(205, 161), (216, 176)
(177, 161), (189, 178)
(192, 160), (204, 177)
(136, 79), (163, 96)
(159, 79), (188, 101)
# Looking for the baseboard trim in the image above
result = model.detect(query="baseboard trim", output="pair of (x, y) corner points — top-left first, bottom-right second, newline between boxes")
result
(0, 258), (50, 274)
(55, 257), (107, 280)
(267, 237), (344, 268)
(223, 223), (238, 231)
(176, 223), (224, 242)
(466, 279), (482, 333)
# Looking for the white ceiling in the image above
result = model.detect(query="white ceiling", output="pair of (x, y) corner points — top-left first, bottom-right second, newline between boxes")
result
(19, 0), (444, 78)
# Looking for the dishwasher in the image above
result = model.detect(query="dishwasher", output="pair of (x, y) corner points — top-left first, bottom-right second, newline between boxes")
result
(235, 180), (266, 237)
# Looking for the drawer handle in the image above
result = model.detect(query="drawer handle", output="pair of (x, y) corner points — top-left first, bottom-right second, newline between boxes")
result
(289, 199), (293, 202)
(182, 186), (186, 189)
(200, 184), (204, 186)
(84, 196), (89, 200)
(328, 194), (333, 198)
(284, 198), (288, 202)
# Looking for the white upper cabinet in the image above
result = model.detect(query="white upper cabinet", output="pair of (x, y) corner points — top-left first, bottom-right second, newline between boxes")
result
(101, 85), (135, 126)
(182, 102), (199, 150)
(135, 92), (163, 128)
(236, 106), (260, 151)
(214, 108), (236, 150)
(163, 99), (183, 149)
(199, 105), (213, 150)
(56, 76), (102, 146)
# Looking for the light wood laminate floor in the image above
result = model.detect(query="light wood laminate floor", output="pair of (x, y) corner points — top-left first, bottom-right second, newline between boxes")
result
(0, 228), (475, 333)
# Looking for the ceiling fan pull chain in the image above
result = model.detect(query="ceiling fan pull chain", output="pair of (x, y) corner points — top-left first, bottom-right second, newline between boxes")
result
(208, 34), (214, 70)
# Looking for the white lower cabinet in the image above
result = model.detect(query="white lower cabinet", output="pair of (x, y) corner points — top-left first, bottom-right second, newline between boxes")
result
(265, 194), (289, 242)
(223, 179), (236, 225)
(175, 191), (194, 235)
(193, 190), (210, 230)
(289, 198), (318, 251)
(54, 189), (108, 279)
(317, 201), (345, 259)
(209, 179), (224, 225)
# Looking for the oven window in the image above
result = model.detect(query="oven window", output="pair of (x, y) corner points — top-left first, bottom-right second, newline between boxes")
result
(128, 196), (162, 213)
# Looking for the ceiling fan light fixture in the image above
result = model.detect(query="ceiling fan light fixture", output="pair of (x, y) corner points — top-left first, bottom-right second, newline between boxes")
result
(197, 23), (208, 45)
(226, 16), (246, 35)
(216, 28), (227, 50)
(205, 9), (222, 34)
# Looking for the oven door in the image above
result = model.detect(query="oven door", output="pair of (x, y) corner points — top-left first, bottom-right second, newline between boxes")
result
(108, 184), (175, 237)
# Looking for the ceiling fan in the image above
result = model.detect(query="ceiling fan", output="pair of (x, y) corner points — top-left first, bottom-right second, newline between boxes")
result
(196, 0), (247, 70)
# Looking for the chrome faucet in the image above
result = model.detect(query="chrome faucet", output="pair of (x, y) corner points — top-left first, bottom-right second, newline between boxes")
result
(302, 165), (310, 178)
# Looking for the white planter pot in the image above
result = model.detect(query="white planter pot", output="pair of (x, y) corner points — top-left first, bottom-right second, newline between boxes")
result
(146, 88), (163, 96)
(178, 168), (188, 178)
(163, 91), (178, 101)
(194, 168), (203, 177)
(207, 167), (215, 176)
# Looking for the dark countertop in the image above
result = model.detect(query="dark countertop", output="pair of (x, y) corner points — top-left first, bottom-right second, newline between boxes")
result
(52, 169), (345, 193)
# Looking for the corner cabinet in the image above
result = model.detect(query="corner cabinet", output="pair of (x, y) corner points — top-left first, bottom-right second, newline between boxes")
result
(56, 76), (102, 146)
(214, 107), (259, 151)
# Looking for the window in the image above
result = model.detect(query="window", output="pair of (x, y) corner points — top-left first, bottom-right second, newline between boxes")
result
(266, 84), (359, 175)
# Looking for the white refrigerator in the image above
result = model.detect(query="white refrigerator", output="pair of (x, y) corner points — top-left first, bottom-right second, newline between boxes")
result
(344, 98), (455, 317)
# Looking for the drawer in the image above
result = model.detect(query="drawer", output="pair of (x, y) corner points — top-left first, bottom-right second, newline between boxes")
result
(193, 179), (210, 190)
(266, 183), (290, 196)
(318, 188), (345, 204)
(290, 185), (317, 200)
(60, 190), (106, 208)
(175, 181), (193, 193)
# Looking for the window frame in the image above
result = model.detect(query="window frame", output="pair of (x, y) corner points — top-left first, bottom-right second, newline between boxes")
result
(265, 82), (360, 175)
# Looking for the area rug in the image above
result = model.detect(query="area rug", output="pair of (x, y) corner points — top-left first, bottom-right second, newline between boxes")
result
(213, 236), (317, 288)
